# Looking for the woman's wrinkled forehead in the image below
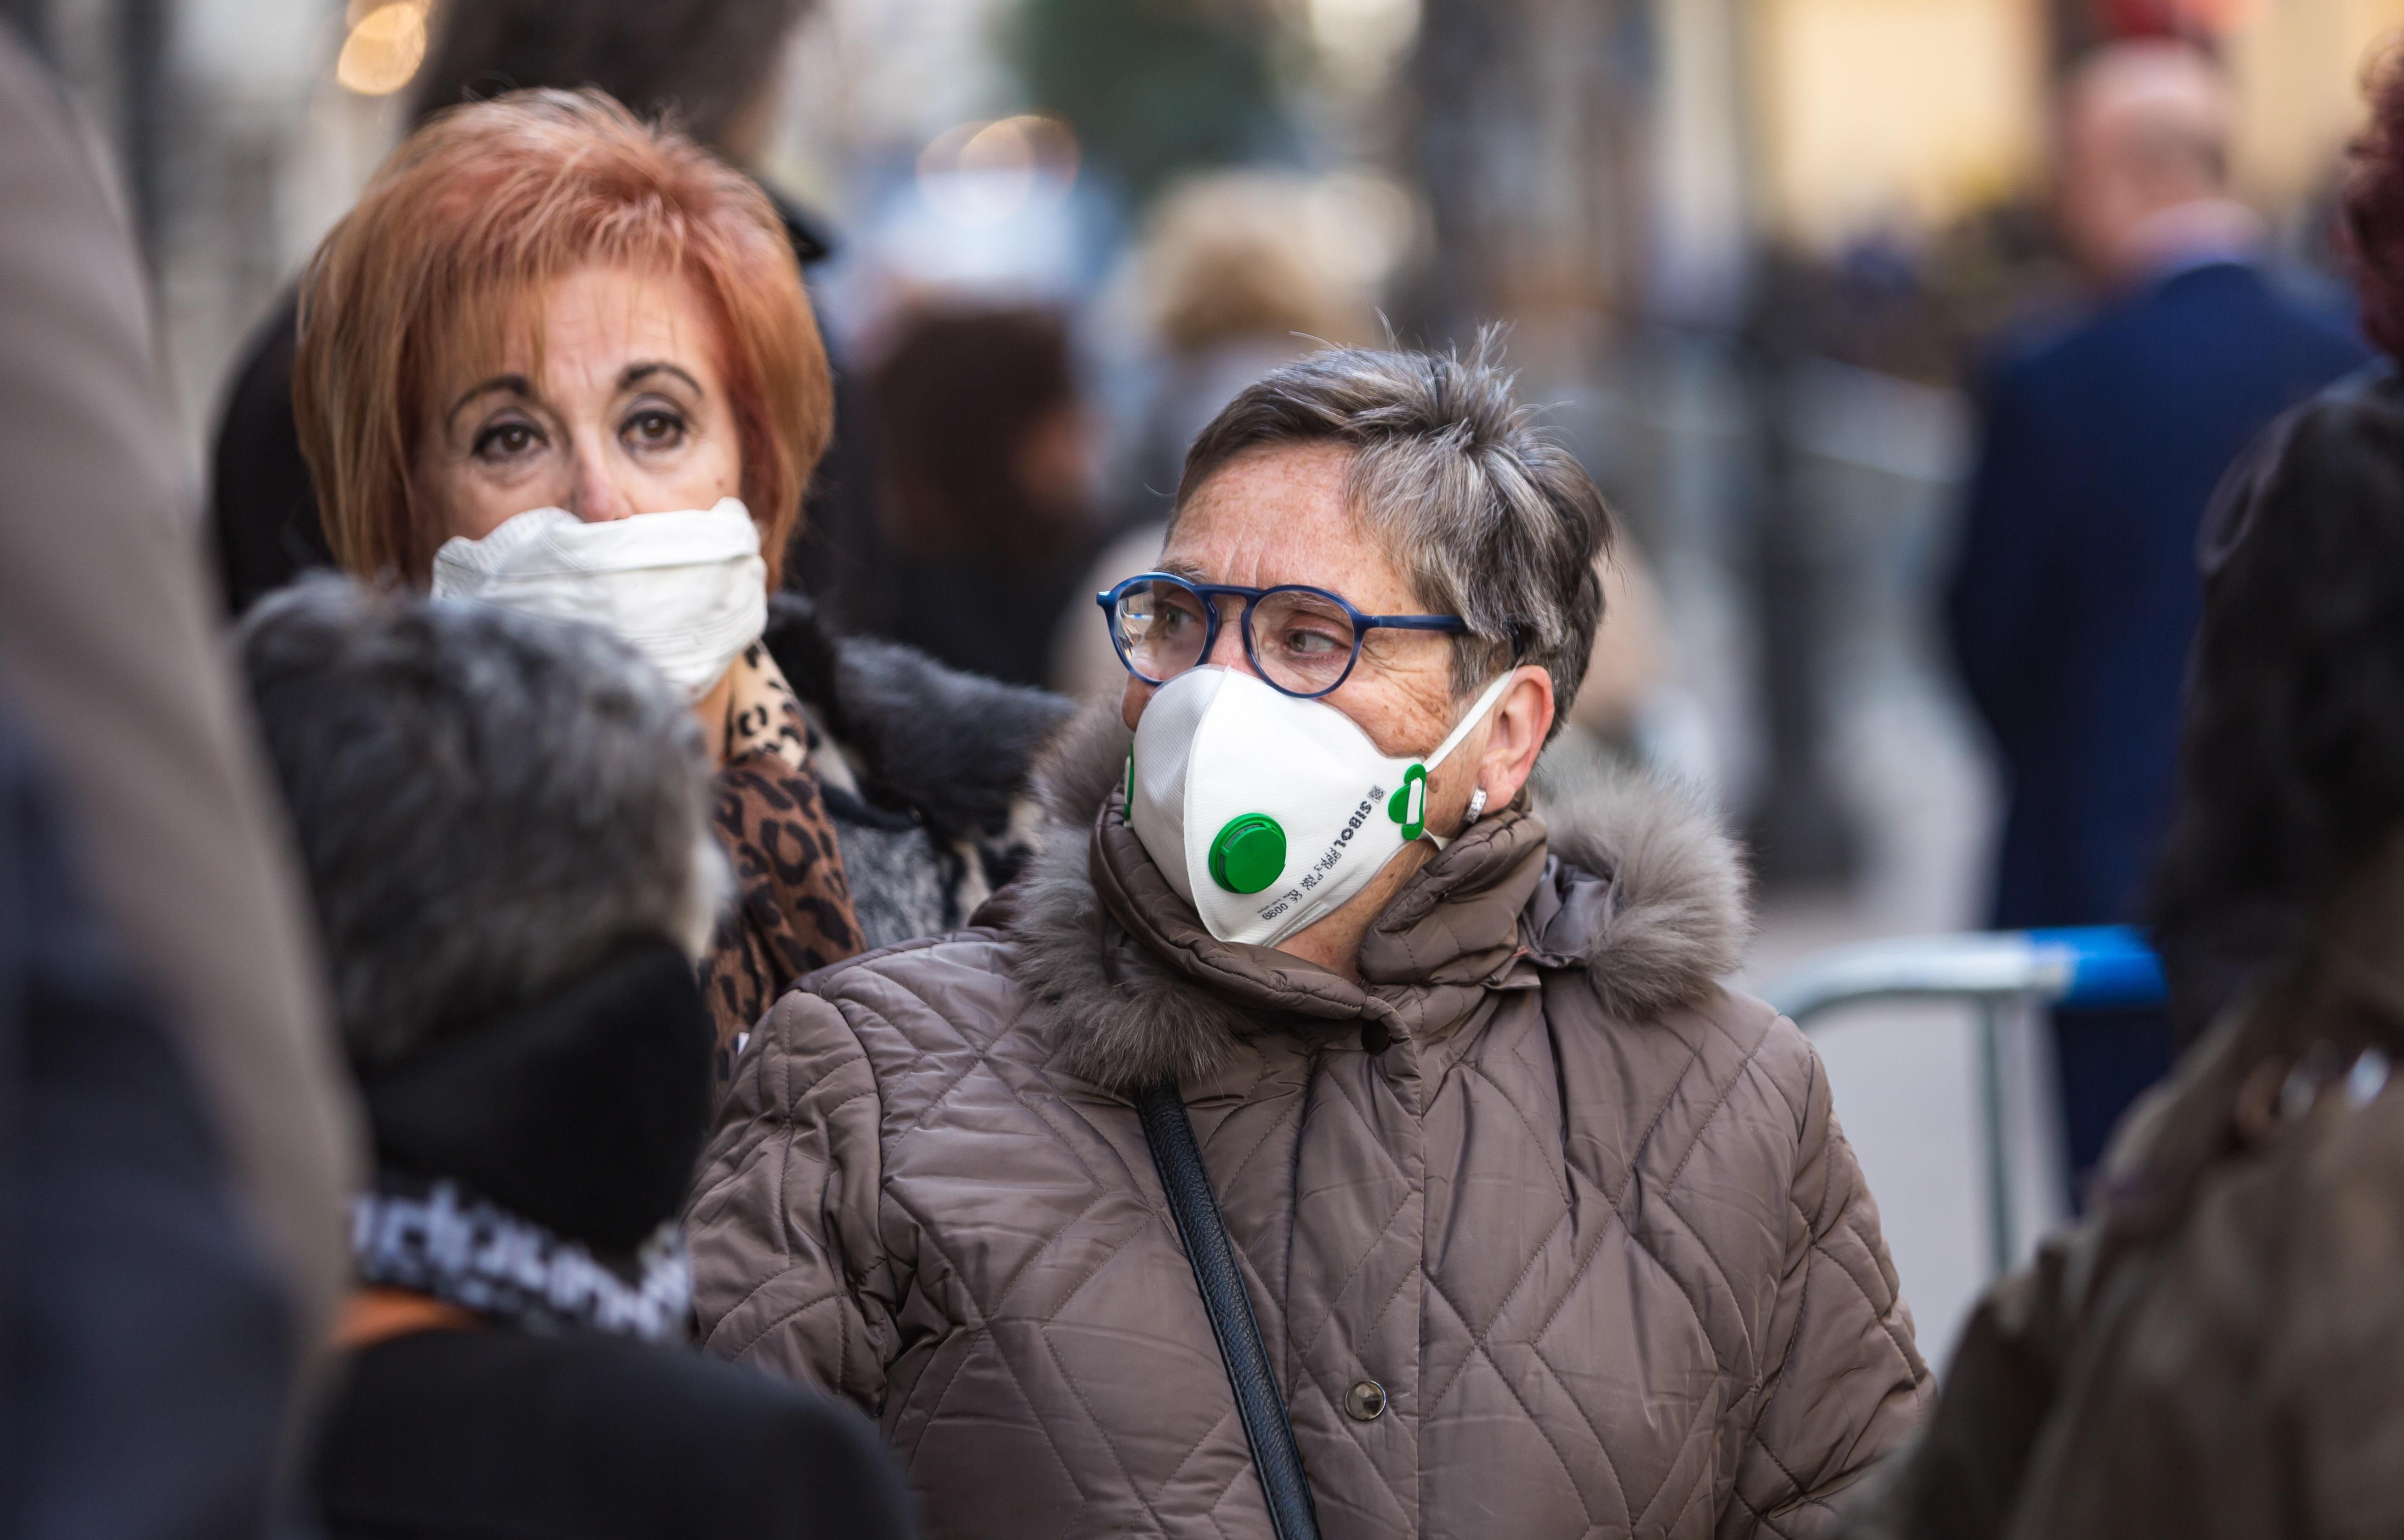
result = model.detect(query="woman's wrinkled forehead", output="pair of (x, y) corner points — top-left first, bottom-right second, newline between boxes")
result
(413, 259), (721, 421)
(1164, 441), (1430, 615)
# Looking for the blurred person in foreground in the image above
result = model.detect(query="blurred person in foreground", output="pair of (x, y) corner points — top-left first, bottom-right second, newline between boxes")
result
(294, 91), (1065, 1082)
(211, 0), (894, 633)
(1947, 39), (2366, 1197)
(871, 305), (1097, 688)
(0, 21), (360, 1524)
(240, 581), (914, 1540)
(690, 342), (1929, 1538)
(1838, 248), (2404, 1540)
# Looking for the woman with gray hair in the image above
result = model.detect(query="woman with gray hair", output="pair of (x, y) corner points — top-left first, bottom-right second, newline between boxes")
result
(690, 344), (1930, 1538)
(239, 581), (911, 1540)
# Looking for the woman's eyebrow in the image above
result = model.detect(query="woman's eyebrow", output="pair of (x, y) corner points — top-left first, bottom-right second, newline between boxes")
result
(619, 361), (705, 395)
(446, 373), (534, 423)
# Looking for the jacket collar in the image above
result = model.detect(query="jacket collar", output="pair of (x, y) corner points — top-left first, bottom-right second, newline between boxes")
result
(1087, 788), (1551, 1040)
(761, 593), (1074, 841)
(1006, 705), (1752, 1096)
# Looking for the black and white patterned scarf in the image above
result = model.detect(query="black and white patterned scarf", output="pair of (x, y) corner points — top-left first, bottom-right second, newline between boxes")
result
(350, 1174), (690, 1343)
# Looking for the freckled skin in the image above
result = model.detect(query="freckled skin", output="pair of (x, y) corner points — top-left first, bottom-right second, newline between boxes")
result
(413, 264), (750, 757)
(1124, 442), (1555, 981)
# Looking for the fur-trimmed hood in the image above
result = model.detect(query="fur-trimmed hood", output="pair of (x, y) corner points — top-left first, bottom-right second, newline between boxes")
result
(1004, 705), (1753, 1093)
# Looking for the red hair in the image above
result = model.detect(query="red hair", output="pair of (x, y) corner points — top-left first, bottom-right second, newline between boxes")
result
(2345, 53), (2404, 361)
(294, 89), (829, 585)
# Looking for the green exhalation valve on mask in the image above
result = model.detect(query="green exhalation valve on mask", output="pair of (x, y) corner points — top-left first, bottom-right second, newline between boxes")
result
(1388, 764), (1429, 842)
(1207, 813), (1287, 894)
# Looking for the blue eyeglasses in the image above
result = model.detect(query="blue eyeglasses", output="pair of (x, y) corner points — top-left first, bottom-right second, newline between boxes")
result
(1097, 573), (1469, 699)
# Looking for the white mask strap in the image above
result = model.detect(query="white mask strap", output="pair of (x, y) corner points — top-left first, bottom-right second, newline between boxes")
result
(1424, 671), (1520, 772)
(1417, 670), (1522, 850)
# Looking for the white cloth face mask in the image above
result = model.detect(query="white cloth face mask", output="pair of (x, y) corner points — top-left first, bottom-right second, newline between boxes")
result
(428, 499), (768, 697)
(1127, 666), (1519, 949)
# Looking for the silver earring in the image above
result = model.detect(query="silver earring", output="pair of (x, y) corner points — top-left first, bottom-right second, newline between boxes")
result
(1464, 785), (1488, 823)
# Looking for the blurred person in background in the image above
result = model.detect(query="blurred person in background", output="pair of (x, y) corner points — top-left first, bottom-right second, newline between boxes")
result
(691, 343), (1928, 1538)
(242, 581), (914, 1540)
(1119, 171), (1379, 531)
(294, 92), (1065, 1085)
(0, 20), (361, 1529)
(1052, 170), (1374, 701)
(1946, 38), (2366, 1199)
(870, 305), (1097, 689)
(1841, 265), (2404, 1540)
(211, 0), (895, 635)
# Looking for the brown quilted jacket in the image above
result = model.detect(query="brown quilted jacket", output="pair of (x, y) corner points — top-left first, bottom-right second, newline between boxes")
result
(690, 718), (1931, 1538)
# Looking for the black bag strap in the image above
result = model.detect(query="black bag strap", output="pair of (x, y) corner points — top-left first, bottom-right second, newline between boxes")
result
(1136, 1082), (1324, 1540)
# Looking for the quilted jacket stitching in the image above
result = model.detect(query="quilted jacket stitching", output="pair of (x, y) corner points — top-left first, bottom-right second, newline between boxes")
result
(1307, 1058), (1414, 1192)
(1201, 1077), (1302, 1198)
(1460, 1058), (1576, 1207)
(1422, 1276), (1612, 1528)
(1152, 1406), (1242, 1500)
(1659, 1456), (1715, 1537)
(1648, 1188), (1763, 1359)
(1734, 1247), (1824, 1502)
(1290, 1177), (1420, 1366)
(1657, 1029), (1774, 1197)
(988, 1183), (1116, 1317)
(1524, 1331), (1654, 1522)
(901, 1327), (989, 1460)
(1623, 1396), (1720, 1532)
(718, 1283), (857, 1364)
(1035, 1325), (1185, 1535)
(1603, 1030), (1709, 1213)
(1804, 1236), (1918, 1375)
(977, 1320), (1103, 1525)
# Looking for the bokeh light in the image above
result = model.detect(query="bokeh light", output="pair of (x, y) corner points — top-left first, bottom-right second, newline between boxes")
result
(916, 115), (1080, 228)
(335, 1), (429, 99)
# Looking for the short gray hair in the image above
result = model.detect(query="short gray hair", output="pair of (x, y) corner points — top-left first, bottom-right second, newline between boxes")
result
(239, 579), (724, 1070)
(1174, 338), (1612, 730)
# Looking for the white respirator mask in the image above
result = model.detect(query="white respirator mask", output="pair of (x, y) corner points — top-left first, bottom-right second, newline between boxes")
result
(1126, 666), (1518, 949)
(429, 499), (768, 698)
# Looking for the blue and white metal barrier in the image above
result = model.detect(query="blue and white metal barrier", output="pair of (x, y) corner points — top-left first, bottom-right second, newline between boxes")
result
(1765, 926), (2167, 1279)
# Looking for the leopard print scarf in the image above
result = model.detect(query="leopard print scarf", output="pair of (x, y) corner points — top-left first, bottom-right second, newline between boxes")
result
(698, 643), (864, 1089)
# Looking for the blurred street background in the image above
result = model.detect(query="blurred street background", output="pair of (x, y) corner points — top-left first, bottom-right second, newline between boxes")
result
(14, 0), (2394, 1361)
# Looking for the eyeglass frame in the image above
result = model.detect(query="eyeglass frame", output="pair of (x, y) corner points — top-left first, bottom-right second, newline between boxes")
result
(1096, 572), (1471, 699)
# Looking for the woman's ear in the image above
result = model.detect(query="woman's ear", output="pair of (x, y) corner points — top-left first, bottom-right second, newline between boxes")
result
(1475, 665), (1555, 809)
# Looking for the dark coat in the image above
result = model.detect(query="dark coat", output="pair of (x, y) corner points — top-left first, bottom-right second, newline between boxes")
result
(315, 942), (915, 1540)
(313, 1330), (913, 1540)
(1950, 261), (2365, 931)
(1, 693), (296, 1540)
(1837, 857), (2404, 1540)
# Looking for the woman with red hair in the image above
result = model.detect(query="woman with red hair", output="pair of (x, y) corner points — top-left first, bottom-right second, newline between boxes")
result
(297, 88), (856, 1076)
(295, 90), (1068, 1084)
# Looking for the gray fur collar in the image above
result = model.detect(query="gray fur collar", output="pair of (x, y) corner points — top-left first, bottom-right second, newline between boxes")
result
(762, 594), (1074, 841)
(1005, 706), (1754, 1094)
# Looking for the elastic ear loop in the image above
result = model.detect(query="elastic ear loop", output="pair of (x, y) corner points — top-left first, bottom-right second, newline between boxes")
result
(1413, 671), (1520, 851)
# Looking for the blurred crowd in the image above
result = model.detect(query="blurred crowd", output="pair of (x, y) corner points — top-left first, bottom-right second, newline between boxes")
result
(9, 0), (2404, 1537)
